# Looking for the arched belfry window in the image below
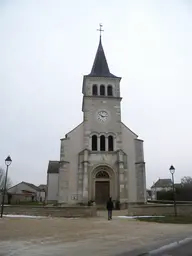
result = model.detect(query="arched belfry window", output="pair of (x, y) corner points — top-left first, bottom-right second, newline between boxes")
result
(107, 85), (113, 96)
(100, 135), (105, 151)
(92, 84), (98, 95)
(96, 171), (109, 179)
(92, 135), (97, 151)
(108, 135), (114, 151)
(100, 85), (105, 96)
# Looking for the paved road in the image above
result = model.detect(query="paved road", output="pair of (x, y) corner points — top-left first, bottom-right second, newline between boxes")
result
(148, 239), (192, 255)
(118, 236), (192, 256)
(1, 215), (192, 256)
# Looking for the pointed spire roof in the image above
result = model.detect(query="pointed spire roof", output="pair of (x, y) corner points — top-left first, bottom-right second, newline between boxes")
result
(87, 36), (117, 78)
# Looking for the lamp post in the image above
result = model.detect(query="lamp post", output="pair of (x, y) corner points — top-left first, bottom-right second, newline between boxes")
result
(0, 156), (12, 218)
(169, 165), (177, 217)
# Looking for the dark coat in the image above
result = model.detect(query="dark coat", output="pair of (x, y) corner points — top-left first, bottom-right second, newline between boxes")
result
(106, 199), (114, 210)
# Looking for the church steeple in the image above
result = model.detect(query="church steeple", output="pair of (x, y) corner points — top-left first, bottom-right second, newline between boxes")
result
(87, 24), (117, 78)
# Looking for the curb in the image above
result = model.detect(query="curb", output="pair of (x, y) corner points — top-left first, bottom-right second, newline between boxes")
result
(142, 236), (192, 255)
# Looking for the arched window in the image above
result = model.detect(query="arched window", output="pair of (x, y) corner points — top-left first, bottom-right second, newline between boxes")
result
(96, 171), (109, 178)
(108, 135), (114, 151)
(107, 85), (113, 96)
(92, 84), (98, 95)
(100, 135), (105, 151)
(100, 85), (105, 96)
(92, 135), (97, 151)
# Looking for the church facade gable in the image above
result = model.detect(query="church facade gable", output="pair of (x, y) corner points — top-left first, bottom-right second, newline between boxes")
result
(46, 27), (146, 206)
(58, 122), (84, 203)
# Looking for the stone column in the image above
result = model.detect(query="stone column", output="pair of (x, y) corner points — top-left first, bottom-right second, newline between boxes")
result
(77, 162), (83, 202)
(97, 136), (100, 151)
(136, 162), (146, 203)
(105, 136), (108, 151)
(119, 163), (125, 199)
(114, 137), (116, 151)
(82, 162), (88, 201)
(82, 150), (89, 202)
(118, 151), (125, 202)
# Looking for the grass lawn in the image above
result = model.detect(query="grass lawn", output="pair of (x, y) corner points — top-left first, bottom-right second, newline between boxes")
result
(137, 215), (192, 224)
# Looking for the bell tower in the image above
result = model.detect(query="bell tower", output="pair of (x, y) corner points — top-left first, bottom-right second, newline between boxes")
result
(82, 25), (122, 151)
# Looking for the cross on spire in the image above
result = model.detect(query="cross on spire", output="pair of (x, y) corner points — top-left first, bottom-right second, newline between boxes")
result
(97, 23), (104, 37)
(88, 24), (118, 78)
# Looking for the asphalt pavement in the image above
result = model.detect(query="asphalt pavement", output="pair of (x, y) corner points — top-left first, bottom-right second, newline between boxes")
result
(148, 239), (192, 255)
(117, 236), (192, 256)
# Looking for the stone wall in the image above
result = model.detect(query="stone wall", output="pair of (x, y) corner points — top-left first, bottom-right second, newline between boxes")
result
(3, 205), (97, 218)
(128, 204), (192, 216)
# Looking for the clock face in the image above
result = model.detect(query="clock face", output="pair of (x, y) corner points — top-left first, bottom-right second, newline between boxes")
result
(97, 110), (109, 122)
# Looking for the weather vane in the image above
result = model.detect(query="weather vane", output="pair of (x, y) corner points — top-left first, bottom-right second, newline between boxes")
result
(97, 23), (104, 37)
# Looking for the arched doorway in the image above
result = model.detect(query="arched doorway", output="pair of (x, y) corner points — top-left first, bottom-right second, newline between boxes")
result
(94, 169), (110, 204)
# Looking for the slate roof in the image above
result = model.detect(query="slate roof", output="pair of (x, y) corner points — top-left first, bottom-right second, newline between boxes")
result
(38, 184), (47, 191)
(151, 179), (172, 188)
(87, 37), (118, 78)
(22, 182), (41, 191)
(47, 161), (59, 173)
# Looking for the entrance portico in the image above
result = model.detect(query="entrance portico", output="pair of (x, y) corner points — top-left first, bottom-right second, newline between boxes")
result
(90, 165), (117, 203)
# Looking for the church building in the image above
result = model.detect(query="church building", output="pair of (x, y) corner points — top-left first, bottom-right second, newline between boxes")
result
(47, 30), (146, 205)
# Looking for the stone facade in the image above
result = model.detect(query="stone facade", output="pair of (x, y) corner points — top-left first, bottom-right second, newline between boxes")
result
(47, 35), (146, 205)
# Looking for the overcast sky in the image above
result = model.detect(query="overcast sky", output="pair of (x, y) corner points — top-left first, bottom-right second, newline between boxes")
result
(0, 0), (192, 188)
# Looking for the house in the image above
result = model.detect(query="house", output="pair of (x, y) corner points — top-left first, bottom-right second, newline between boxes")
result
(151, 179), (172, 200)
(146, 189), (152, 200)
(7, 181), (47, 204)
(38, 184), (47, 202)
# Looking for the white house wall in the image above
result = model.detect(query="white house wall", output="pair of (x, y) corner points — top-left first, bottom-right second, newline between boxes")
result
(47, 173), (59, 202)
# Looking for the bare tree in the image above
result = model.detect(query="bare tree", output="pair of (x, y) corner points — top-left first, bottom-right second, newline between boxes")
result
(0, 167), (12, 191)
(181, 176), (192, 187)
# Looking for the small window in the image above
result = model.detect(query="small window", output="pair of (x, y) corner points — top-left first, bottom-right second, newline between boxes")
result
(92, 135), (97, 151)
(100, 85), (105, 96)
(100, 135), (105, 151)
(107, 85), (113, 96)
(108, 135), (114, 151)
(92, 84), (98, 95)
(96, 171), (109, 178)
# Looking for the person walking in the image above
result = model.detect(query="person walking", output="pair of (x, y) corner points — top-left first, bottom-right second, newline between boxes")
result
(106, 197), (114, 220)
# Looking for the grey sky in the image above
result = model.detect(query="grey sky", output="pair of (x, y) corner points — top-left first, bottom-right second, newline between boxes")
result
(0, 0), (192, 188)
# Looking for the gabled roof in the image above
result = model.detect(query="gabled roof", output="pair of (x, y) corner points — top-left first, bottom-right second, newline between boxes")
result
(38, 184), (47, 191)
(87, 36), (118, 78)
(7, 181), (41, 192)
(47, 160), (59, 174)
(21, 190), (36, 194)
(151, 179), (172, 188)
(22, 182), (41, 191)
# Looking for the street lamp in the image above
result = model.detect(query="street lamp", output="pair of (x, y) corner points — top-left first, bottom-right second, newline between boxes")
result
(0, 156), (12, 218)
(169, 165), (177, 217)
